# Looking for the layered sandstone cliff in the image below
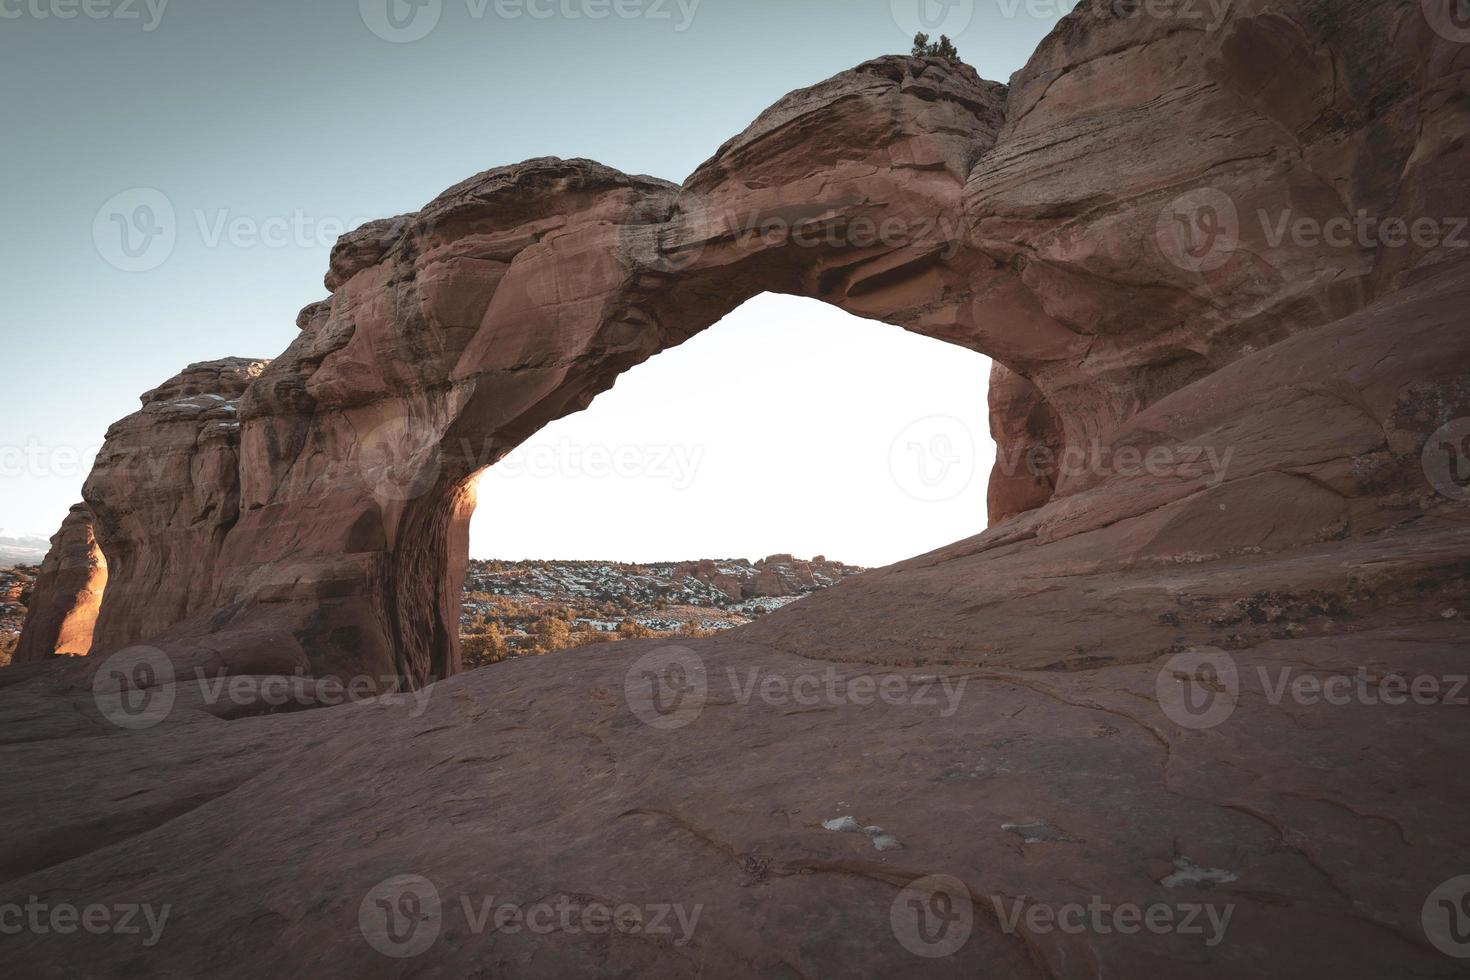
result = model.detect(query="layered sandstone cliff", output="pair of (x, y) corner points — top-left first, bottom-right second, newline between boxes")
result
(3, 2), (1470, 976)
(12, 503), (104, 661)
(20, 1), (1469, 689)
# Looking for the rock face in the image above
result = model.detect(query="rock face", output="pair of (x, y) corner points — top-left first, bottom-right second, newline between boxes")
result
(80, 358), (268, 656)
(4, 4), (1470, 974)
(11, 504), (104, 661)
(22, 3), (1465, 686)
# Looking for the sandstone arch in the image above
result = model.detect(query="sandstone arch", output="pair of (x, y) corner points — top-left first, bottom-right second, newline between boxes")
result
(20, 1), (1470, 693)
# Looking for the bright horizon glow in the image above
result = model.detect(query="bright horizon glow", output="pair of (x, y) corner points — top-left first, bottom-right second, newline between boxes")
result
(469, 293), (995, 569)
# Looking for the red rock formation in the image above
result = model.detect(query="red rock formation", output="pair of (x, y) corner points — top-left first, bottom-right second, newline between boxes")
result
(20, 3), (1470, 697)
(77, 358), (268, 656)
(12, 504), (105, 661)
(3, 4), (1470, 977)
(986, 363), (1062, 523)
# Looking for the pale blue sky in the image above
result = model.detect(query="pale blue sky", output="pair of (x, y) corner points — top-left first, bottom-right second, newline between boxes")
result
(1, 0), (1062, 564)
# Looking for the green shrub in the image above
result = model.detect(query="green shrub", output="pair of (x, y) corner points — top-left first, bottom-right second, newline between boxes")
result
(911, 32), (961, 62)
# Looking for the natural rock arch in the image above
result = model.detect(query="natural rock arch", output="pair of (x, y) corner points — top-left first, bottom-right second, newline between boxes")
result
(21, 2), (1469, 691)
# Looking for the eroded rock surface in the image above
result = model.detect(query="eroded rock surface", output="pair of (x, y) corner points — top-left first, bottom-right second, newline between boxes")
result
(5, 2), (1470, 976)
(20, 1), (1465, 686)
(79, 358), (268, 656)
(12, 504), (104, 661)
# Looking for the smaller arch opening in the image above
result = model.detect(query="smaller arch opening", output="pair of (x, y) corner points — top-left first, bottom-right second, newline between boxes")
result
(457, 293), (998, 664)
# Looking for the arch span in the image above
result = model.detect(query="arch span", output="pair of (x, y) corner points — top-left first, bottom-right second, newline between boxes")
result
(30, 2), (1465, 686)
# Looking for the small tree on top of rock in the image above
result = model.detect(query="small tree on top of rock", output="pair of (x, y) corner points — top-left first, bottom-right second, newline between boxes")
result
(912, 32), (961, 63)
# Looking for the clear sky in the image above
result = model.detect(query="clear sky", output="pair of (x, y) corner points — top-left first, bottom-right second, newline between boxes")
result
(1, 0), (1064, 566)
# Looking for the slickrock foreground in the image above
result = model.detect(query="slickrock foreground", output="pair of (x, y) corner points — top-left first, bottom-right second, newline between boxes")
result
(4, 2), (1469, 976)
